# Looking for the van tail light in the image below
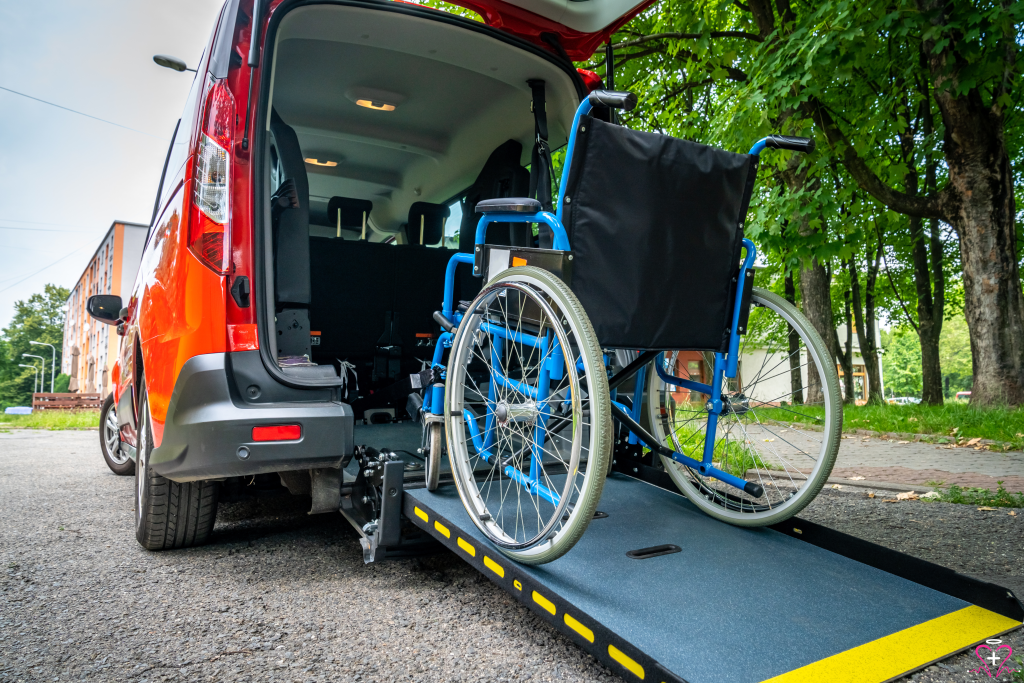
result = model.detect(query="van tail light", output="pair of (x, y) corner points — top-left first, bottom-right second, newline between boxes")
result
(189, 80), (235, 275)
(576, 68), (604, 92)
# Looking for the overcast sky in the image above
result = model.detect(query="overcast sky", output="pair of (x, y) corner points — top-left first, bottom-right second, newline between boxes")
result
(0, 0), (224, 329)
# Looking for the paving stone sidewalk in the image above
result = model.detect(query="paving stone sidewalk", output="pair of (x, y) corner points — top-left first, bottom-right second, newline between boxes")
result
(832, 435), (1024, 492)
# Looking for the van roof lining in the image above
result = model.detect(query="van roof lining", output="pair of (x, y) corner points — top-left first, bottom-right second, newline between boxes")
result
(269, 4), (579, 235)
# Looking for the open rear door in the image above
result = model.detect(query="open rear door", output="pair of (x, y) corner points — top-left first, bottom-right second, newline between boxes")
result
(447, 0), (655, 60)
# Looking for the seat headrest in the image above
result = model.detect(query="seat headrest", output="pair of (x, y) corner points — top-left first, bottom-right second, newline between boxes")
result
(328, 197), (373, 230)
(407, 202), (450, 246)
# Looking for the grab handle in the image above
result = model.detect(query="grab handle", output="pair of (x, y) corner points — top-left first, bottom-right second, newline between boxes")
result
(587, 90), (637, 111)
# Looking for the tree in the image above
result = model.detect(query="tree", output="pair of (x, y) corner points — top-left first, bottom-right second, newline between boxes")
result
(882, 326), (924, 397)
(0, 284), (69, 407)
(798, 1), (1024, 406)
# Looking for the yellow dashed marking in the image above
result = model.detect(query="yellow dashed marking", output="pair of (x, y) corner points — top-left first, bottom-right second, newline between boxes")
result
(434, 520), (450, 538)
(532, 591), (556, 615)
(483, 556), (504, 578)
(414, 507), (428, 522)
(563, 613), (594, 642)
(513, 580), (522, 591)
(608, 645), (644, 679)
(457, 537), (476, 556)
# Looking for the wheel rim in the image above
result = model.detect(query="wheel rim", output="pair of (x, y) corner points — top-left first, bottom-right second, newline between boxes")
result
(135, 411), (148, 528)
(649, 292), (838, 522)
(105, 406), (129, 465)
(447, 276), (597, 553)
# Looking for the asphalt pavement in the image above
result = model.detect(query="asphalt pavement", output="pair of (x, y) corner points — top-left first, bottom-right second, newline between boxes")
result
(1, 429), (1021, 682)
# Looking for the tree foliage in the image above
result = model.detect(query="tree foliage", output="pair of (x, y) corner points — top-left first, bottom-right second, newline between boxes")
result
(0, 284), (69, 408)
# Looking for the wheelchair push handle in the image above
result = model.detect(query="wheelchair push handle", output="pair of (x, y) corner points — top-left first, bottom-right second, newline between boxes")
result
(765, 135), (815, 153)
(587, 89), (638, 111)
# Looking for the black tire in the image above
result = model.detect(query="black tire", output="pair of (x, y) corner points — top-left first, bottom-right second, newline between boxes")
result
(135, 383), (219, 550)
(100, 393), (134, 476)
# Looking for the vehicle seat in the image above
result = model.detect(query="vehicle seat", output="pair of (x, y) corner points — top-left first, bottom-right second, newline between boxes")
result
(458, 139), (532, 252)
(270, 109), (335, 378)
(405, 202), (450, 247)
(328, 196), (373, 239)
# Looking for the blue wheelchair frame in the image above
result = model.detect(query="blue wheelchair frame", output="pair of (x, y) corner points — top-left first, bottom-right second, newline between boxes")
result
(423, 96), (776, 502)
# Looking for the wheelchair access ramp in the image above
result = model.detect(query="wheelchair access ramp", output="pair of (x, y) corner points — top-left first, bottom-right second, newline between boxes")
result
(403, 472), (1022, 683)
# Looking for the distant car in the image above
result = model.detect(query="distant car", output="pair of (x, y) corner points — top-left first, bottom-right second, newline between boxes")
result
(955, 391), (971, 401)
(887, 396), (921, 405)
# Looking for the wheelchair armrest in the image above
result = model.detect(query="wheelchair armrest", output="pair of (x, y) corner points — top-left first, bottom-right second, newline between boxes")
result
(475, 197), (542, 214)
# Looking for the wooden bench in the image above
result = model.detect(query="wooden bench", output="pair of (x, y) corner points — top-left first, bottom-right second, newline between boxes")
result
(31, 393), (103, 410)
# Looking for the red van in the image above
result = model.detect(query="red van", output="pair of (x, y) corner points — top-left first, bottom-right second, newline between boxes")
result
(87, 0), (648, 551)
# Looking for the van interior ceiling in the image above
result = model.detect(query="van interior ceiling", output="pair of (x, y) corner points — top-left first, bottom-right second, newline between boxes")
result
(260, 3), (580, 442)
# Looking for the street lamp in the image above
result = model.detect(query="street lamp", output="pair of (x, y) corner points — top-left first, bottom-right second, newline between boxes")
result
(22, 353), (45, 394)
(18, 363), (39, 394)
(29, 341), (56, 393)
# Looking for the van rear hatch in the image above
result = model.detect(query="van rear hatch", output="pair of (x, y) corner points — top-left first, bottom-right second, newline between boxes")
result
(444, 0), (654, 59)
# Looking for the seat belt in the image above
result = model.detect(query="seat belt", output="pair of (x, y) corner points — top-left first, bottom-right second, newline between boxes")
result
(527, 79), (556, 248)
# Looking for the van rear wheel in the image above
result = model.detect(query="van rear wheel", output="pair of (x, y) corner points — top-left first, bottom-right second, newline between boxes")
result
(135, 383), (219, 550)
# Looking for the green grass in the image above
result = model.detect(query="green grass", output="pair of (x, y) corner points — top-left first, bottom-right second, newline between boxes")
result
(0, 410), (101, 431)
(663, 408), (779, 477)
(929, 482), (1024, 508)
(756, 402), (1024, 450)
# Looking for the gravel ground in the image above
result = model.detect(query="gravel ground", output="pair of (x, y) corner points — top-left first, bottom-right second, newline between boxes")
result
(1, 429), (1021, 683)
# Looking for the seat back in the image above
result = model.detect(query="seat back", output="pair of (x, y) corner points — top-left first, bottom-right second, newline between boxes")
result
(562, 117), (757, 351)
(458, 139), (532, 252)
(327, 196), (373, 237)
(406, 202), (450, 246)
(269, 109), (311, 308)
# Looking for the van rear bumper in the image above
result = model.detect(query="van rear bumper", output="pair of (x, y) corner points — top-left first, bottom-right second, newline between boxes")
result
(150, 352), (353, 482)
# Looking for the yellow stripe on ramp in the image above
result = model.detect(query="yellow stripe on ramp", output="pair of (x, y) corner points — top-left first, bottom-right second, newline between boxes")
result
(532, 591), (556, 615)
(483, 555), (504, 578)
(564, 613), (594, 643)
(762, 605), (1021, 683)
(413, 507), (428, 522)
(434, 520), (450, 538)
(608, 644), (644, 679)
(457, 537), (476, 556)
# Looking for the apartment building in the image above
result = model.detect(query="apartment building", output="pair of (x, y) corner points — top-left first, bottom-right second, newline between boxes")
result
(62, 221), (148, 394)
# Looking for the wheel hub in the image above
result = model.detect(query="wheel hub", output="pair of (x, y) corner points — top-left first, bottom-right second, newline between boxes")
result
(494, 400), (538, 426)
(722, 393), (750, 417)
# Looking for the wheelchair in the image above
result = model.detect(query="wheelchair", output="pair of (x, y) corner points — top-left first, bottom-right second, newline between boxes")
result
(422, 90), (842, 565)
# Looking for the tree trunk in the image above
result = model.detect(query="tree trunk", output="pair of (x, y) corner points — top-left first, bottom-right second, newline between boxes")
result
(799, 257), (838, 407)
(851, 240), (885, 404)
(784, 269), (804, 404)
(840, 284), (855, 403)
(907, 77), (945, 407)
(919, 0), (1024, 406)
(910, 213), (945, 405)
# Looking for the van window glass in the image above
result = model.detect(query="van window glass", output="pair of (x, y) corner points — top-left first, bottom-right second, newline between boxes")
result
(444, 198), (463, 250)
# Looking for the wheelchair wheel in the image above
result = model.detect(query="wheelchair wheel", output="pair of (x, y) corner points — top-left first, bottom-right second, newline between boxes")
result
(425, 422), (443, 491)
(647, 287), (841, 526)
(445, 266), (612, 564)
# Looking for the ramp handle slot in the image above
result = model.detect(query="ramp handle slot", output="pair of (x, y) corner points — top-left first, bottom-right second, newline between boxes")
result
(626, 544), (681, 560)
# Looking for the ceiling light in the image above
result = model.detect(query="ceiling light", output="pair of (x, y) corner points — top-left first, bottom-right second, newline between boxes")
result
(346, 87), (405, 112)
(355, 99), (396, 112)
(305, 158), (338, 167)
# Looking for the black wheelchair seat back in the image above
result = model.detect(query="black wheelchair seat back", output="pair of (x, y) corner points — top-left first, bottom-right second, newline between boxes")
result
(562, 117), (758, 352)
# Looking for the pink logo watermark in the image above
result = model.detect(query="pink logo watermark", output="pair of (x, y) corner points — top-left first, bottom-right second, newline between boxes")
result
(971, 639), (1015, 678)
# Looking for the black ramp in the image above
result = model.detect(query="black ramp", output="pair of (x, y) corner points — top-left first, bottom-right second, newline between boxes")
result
(405, 474), (1021, 683)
